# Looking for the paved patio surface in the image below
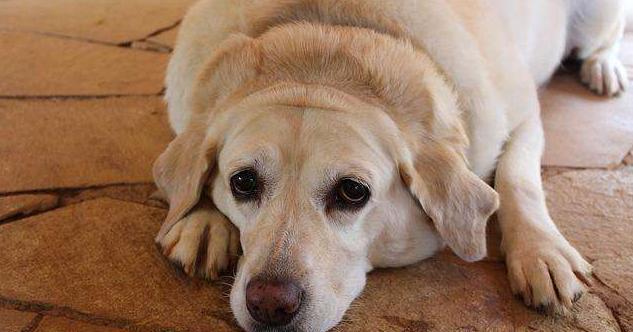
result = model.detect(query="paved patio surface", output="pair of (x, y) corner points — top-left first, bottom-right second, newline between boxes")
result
(1, 1), (632, 331)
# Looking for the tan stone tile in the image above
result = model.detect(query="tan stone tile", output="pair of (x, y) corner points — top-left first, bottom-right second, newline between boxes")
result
(59, 184), (160, 208)
(540, 73), (633, 168)
(35, 316), (126, 332)
(544, 167), (633, 329)
(0, 0), (196, 44)
(544, 167), (633, 261)
(147, 26), (180, 48)
(336, 252), (617, 332)
(0, 32), (167, 97)
(0, 196), (622, 331)
(540, 33), (633, 168)
(0, 309), (36, 332)
(0, 97), (173, 193)
(0, 194), (59, 221)
(593, 257), (633, 303)
(0, 198), (237, 332)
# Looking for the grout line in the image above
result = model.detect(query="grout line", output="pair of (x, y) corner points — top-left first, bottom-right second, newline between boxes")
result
(0, 182), (156, 197)
(0, 93), (163, 101)
(0, 28), (169, 54)
(140, 20), (182, 40)
(0, 296), (167, 332)
(589, 272), (630, 332)
(0, 183), (166, 226)
(20, 313), (44, 332)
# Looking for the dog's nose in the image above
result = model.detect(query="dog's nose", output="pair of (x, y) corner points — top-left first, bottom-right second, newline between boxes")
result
(245, 277), (303, 326)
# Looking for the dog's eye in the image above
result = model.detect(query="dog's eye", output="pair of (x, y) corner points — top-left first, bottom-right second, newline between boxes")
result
(335, 178), (370, 208)
(230, 169), (259, 200)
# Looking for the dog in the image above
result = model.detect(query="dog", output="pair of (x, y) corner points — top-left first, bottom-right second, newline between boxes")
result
(153, 0), (630, 331)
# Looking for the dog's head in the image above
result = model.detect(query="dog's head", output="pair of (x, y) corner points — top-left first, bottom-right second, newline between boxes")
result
(154, 27), (499, 332)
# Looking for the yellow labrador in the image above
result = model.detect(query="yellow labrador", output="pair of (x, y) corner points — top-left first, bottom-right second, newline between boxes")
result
(153, 0), (630, 330)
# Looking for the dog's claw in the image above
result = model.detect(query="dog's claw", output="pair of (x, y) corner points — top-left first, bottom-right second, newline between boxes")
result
(572, 291), (583, 303)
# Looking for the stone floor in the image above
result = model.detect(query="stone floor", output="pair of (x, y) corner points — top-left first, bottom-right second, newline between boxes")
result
(1, 1), (632, 331)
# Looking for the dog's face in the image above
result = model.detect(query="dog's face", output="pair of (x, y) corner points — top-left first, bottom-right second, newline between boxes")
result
(205, 93), (443, 331)
(154, 32), (499, 332)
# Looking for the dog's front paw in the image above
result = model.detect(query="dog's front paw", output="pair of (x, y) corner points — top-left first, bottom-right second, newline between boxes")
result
(580, 52), (629, 97)
(505, 234), (592, 314)
(156, 208), (240, 279)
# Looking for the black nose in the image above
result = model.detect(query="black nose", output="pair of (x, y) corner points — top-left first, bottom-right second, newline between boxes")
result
(245, 277), (303, 326)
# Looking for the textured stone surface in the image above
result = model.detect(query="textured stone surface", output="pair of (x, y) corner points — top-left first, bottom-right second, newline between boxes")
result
(594, 257), (633, 303)
(147, 26), (180, 48)
(0, 198), (237, 332)
(544, 167), (633, 261)
(0, 0), (195, 44)
(35, 316), (127, 332)
(59, 183), (160, 208)
(0, 194), (59, 221)
(540, 73), (633, 168)
(544, 167), (633, 330)
(0, 308), (36, 332)
(0, 97), (173, 193)
(0, 197), (623, 332)
(338, 252), (617, 332)
(540, 33), (633, 168)
(0, 32), (167, 96)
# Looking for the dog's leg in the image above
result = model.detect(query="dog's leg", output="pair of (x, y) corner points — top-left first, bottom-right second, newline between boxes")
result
(156, 199), (241, 279)
(495, 114), (591, 313)
(571, 0), (629, 96)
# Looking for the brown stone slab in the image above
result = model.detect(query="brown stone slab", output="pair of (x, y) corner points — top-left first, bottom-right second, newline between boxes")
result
(337, 252), (617, 332)
(0, 308), (36, 332)
(0, 0), (195, 45)
(0, 32), (167, 96)
(540, 33), (633, 168)
(0, 198), (237, 332)
(0, 196), (617, 332)
(147, 26), (180, 48)
(35, 316), (127, 332)
(544, 167), (633, 261)
(0, 194), (59, 221)
(59, 184), (160, 208)
(593, 258), (633, 303)
(544, 168), (633, 330)
(540, 74), (633, 168)
(0, 97), (173, 193)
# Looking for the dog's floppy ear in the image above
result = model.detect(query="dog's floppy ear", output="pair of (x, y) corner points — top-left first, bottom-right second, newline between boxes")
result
(153, 121), (215, 241)
(400, 143), (499, 262)
(154, 34), (260, 241)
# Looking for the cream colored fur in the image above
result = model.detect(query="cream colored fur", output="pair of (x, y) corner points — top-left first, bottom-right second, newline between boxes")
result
(154, 1), (629, 331)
